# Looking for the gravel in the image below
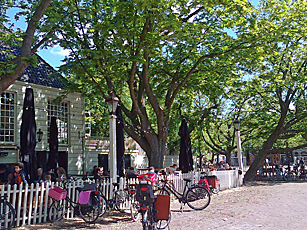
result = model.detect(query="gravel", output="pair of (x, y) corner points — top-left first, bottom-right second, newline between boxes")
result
(17, 181), (307, 230)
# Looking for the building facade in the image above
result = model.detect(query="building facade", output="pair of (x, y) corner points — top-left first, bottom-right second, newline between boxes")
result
(0, 53), (85, 175)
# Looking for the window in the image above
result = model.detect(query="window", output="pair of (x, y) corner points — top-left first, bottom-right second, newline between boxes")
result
(0, 92), (15, 142)
(47, 99), (69, 145)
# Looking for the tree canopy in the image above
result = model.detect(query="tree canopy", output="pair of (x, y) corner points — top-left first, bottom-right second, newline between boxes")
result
(3, 0), (307, 180)
(41, 0), (261, 167)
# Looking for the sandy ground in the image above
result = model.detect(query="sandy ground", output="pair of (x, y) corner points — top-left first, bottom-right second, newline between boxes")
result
(17, 181), (307, 230)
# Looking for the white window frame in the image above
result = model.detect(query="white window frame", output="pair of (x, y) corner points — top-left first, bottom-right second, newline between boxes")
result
(0, 91), (16, 144)
(47, 99), (70, 146)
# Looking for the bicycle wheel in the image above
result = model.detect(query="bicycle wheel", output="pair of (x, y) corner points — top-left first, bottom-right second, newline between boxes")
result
(141, 208), (156, 230)
(211, 184), (220, 194)
(98, 193), (107, 217)
(0, 199), (15, 230)
(79, 196), (100, 224)
(186, 186), (210, 210)
(48, 199), (66, 222)
(130, 196), (140, 221)
(141, 209), (149, 230)
(155, 210), (171, 230)
(114, 190), (128, 212)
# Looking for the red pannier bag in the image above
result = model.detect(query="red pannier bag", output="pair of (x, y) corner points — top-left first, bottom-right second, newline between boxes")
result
(155, 195), (170, 220)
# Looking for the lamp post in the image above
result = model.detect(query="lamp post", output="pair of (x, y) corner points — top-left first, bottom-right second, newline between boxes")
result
(106, 91), (119, 181)
(234, 119), (244, 185)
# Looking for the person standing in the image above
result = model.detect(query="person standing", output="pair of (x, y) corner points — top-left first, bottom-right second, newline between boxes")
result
(13, 162), (27, 185)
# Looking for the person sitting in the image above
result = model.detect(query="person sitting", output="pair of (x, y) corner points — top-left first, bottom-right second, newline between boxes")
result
(147, 166), (156, 175)
(217, 163), (226, 171)
(6, 173), (14, 186)
(93, 166), (100, 180)
(224, 163), (232, 170)
(126, 166), (138, 179)
(0, 165), (6, 184)
(44, 174), (52, 186)
(209, 163), (216, 171)
(56, 167), (67, 182)
(46, 168), (57, 182)
(35, 168), (44, 183)
(13, 162), (27, 185)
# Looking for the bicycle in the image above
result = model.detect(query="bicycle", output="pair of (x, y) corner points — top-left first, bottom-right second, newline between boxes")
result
(48, 181), (100, 224)
(136, 180), (171, 230)
(97, 181), (138, 220)
(158, 178), (210, 211)
(0, 195), (15, 230)
(198, 172), (220, 194)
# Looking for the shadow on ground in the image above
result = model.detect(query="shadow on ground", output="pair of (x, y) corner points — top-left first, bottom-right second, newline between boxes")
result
(17, 211), (133, 229)
(244, 179), (307, 187)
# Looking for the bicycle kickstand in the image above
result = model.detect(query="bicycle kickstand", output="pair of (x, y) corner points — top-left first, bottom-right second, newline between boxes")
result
(180, 203), (185, 213)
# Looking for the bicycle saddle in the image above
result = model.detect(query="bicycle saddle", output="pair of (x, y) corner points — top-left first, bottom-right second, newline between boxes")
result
(183, 178), (192, 182)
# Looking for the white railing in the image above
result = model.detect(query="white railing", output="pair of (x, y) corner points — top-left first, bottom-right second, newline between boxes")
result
(0, 178), (116, 227)
(0, 170), (241, 227)
(159, 170), (241, 192)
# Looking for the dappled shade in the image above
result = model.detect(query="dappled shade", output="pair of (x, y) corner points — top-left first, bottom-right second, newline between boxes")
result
(20, 88), (37, 182)
(178, 118), (193, 173)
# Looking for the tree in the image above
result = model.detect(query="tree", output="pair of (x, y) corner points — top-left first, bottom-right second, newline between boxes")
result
(242, 0), (307, 181)
(0, 0), (52, 94)
(49, 0), (259, 167)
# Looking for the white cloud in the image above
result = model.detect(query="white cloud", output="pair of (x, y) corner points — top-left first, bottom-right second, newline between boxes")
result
(50, 45), (70, 57)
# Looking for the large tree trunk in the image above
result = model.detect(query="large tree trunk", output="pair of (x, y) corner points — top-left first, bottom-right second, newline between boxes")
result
(244, 130), (281, 181)
(147, 128), (168, 168)
(148, 140), (166, 168)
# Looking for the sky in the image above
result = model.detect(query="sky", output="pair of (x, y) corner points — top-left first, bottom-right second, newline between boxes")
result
(6, 0), (260, 70)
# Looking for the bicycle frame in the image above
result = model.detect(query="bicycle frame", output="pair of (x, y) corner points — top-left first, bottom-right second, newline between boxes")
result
(160, 179), (189, 203)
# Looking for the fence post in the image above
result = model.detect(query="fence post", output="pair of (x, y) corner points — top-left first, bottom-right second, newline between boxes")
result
(27, 183), (34, 225)
(38, 182), (45, 223)
(43, 182), (50, 222)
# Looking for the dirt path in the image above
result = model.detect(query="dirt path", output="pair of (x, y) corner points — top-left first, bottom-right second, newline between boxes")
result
(18, 181), (307, 230)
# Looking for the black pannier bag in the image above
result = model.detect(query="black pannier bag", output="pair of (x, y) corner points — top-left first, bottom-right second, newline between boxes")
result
(135, 181), (156, 205)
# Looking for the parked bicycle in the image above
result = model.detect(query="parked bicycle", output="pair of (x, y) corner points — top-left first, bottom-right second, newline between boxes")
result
(0, 195), (15, 230)
(48, 181), (100, 224)
(98, 181), (139, 220)
(198, 172), (220, 194)
(158, 178), (211, 210)
(136, 180), (171, 230)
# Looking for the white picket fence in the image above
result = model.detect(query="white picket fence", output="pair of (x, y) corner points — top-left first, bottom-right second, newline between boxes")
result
(0, 178), (119, 227)
(0, 170), (241, 228)
(160, 170), (241, 193)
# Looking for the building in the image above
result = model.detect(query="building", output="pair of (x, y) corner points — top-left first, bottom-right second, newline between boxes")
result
(0, 48), (85, 176)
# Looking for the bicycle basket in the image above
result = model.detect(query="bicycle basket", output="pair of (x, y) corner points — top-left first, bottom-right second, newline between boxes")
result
(49, 186), (67, 201)
(135, 182), (156, 204)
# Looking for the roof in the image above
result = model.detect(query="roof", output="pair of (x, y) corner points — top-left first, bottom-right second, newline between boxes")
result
(0, 45), (67, 89)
